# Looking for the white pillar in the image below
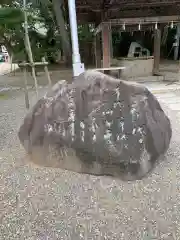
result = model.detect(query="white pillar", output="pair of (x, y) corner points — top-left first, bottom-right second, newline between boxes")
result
(68, 0), (85, 77)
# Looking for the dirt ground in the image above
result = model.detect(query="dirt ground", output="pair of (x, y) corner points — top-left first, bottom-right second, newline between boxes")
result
(0, 69), (73, 88)
(0, 84), (178, 239)
(0, 62), (179, 239)
(0, 59), (179, 89)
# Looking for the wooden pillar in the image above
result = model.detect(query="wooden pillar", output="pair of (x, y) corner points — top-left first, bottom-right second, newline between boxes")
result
(153, 29), (161, 75)
(110, 29), (113, 60)
(94, 33), (101, 68)
(174, 24), (180, 60)
(178, 61), (180, 81)
(102, 23), (111, 68)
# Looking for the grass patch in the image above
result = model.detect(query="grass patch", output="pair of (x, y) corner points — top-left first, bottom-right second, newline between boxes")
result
(0, 92), (10, 99)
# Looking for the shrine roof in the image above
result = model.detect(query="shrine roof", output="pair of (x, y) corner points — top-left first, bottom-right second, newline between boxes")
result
(72, 0), (180, 23)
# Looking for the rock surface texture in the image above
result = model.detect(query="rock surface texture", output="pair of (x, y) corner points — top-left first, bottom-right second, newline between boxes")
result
(18, 70), (172, 180)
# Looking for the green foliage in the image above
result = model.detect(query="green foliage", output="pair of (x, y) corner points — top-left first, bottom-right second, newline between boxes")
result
(0, 0), (96, 64)
(0, 8), (24, 24)
(0, 5), (18, 23)
(0, 92), (10, 100)
(78, 24), (94, 42)
(0, 6), (24, 59)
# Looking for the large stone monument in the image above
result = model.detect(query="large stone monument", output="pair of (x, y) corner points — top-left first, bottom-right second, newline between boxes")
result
(18, 70), (172, 180)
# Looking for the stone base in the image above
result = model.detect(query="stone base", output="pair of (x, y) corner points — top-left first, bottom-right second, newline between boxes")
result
(111, 57), (154, 79)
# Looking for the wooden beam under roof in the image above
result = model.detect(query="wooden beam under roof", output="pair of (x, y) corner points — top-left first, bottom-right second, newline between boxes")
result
(94, 15), (180, 34)
(107, 15), (180, 25)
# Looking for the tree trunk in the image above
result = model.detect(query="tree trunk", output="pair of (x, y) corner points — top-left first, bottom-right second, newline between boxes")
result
(52, 0), (71, 65)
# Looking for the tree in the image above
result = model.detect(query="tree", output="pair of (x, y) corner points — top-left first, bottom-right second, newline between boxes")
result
(0, 6), (24, 59)
(0, 0), (95, 65)
(0, 1), (54, 62)
(29, 0), (71, 63)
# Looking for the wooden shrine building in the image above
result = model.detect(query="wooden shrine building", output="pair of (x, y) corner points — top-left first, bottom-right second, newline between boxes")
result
(71, 0), (180, 75)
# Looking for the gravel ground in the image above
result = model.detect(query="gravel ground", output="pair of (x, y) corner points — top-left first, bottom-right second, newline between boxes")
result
(0, 70), (72, 88)
(0, 88), (178, 239)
